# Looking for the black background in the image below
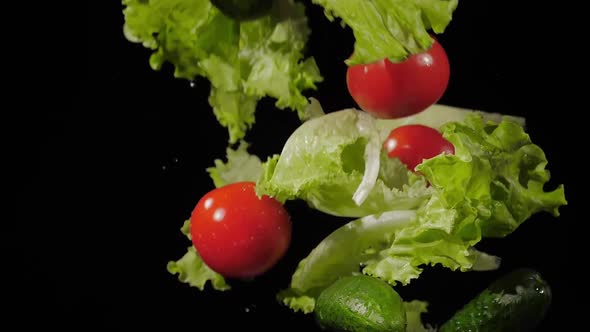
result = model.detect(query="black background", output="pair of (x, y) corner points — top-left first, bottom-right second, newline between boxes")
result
(10, 0), (577, 330)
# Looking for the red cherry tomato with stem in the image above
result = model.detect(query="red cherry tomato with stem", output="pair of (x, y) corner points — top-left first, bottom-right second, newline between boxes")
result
(190, 181), (291, 279)
(384, 124), (455, 171)
(347, 38), (450, 119)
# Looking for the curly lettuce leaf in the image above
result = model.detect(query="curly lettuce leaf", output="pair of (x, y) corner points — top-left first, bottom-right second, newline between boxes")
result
(279, 114), (566, 312)
(207, 140), (263, 188)
(123, 0), (322, 143)
(167, 220), (230, 291)
(419, 115), (567, 237)
(405, 301), (436, 332)
(167, 246), (231, 291)
(312, 0), (459, 64)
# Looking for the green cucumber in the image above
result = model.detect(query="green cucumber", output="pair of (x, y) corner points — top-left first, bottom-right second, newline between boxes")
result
(439, 268), (552, 332)
(314, 275), (406, 332)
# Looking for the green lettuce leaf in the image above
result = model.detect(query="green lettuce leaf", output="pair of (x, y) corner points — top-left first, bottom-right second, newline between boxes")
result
(418, 115), (567, 237)
(167, 220), (230, 291)
(301, 97), (326, 122)
(312, 0), (459, 64)
(405, 301), (435, 332)
(278, 114), (566, 312)
(123, 0), (322, 143)
(167, 246), (231, 291)
(207, 140), (263, 188)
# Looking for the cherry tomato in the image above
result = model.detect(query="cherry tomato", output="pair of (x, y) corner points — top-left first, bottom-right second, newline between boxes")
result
(346, 38), (450, 119)
(346, 57), (405, 119)
(190, 181), (291, 279)
(383, 124), (455, 171)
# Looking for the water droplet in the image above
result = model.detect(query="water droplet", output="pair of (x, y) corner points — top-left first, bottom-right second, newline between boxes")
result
(161, 157), (180, 172)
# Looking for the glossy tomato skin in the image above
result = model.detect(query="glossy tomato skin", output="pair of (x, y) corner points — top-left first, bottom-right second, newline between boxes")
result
(346, 38), (450, 119)
(190, 181), (291, 279)
(399, 38), (450, 117)
(384, 124), (455, 171)
(346, 58), (405, 119)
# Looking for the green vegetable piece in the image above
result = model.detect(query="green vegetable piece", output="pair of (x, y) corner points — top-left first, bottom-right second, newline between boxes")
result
(312, 0), (459, 64)
(211, 0), (274, 21)
(167, 246), (231, 291)
(439, 268), (552, 332)
(122, 0), (322, 143)
(404, 300), (434, 332)
(207, 141), (263, 188)
(167, 220), (231, 291)
(315, 275), (406, 332)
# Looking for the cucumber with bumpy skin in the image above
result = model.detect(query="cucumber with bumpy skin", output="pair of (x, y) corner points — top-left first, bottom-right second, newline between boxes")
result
(439, 268), (552, 332)
(315, 275), (406, 332)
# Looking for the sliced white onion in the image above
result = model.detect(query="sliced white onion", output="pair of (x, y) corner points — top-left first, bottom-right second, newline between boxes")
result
(352, 111), (380, 206)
